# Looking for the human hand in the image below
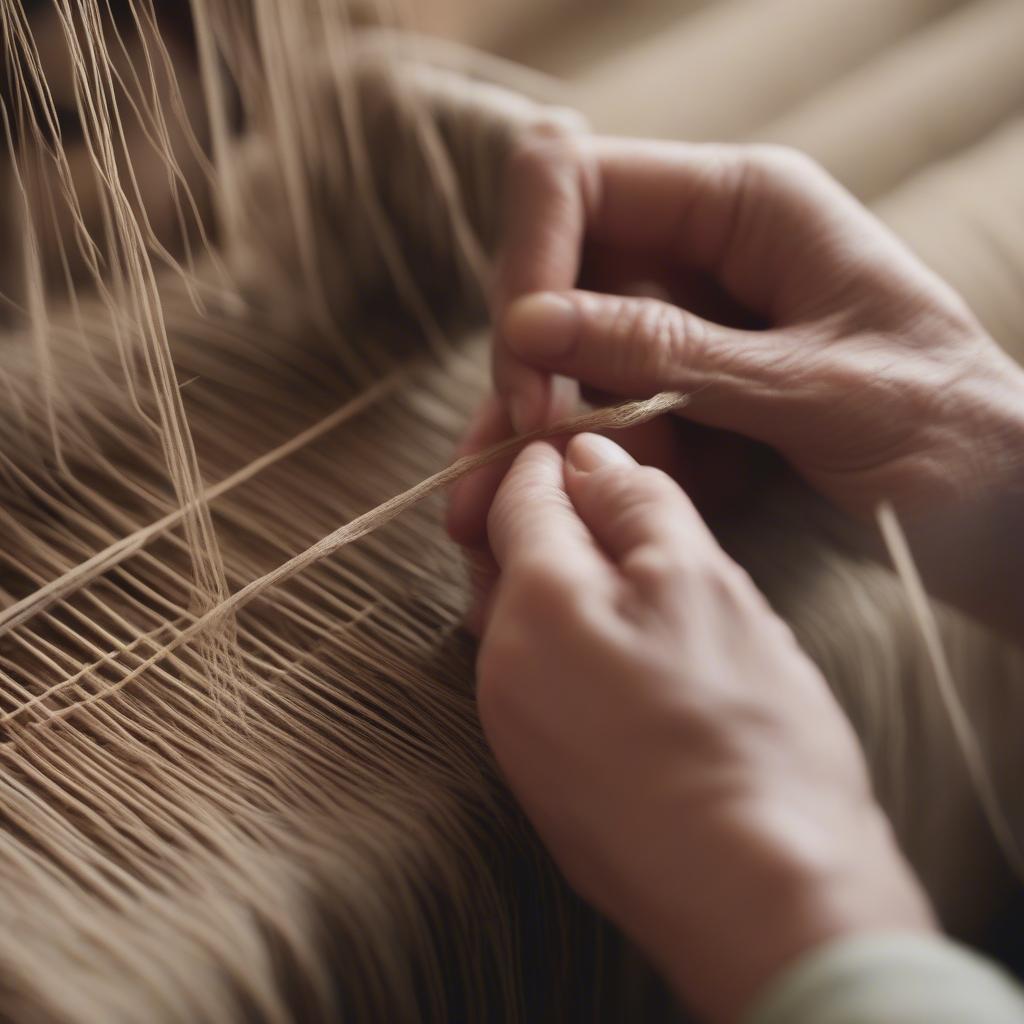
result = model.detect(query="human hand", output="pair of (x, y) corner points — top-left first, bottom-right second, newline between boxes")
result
(451, 135), (1024, 630)
(477, 432), (933, 1023)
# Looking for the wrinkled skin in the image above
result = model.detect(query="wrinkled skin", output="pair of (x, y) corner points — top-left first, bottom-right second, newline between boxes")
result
(449, 136), (1024, 1021)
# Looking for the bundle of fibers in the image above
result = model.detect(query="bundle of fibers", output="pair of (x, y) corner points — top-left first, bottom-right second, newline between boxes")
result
(0, 2), (1022, 1021)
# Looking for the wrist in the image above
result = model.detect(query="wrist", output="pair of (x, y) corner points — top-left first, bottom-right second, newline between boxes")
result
(625, 797), (935, 1024)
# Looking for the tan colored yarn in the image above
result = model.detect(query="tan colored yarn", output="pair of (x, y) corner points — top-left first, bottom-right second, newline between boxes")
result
(2, 390), (687, 728)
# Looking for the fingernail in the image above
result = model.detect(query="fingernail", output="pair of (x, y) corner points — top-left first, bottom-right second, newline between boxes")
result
(504, 293), (578, 360)
(566, 433), (636, 473)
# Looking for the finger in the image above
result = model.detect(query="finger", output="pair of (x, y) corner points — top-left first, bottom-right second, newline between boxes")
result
(492, 345), (579, 438)
(446, 394), (516, 550)
(503, 289), (789, 443)
(446, 389), (686, 551)
(495, 129), (597, 312)
(486, 442), (607, 585)
(494, 129), (598, 431)
(562, 434), (714, 572)
(586, 138), (929, 321)
(582, 239), (764, 330)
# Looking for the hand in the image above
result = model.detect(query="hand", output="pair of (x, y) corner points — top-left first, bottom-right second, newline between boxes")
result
(478, 433), (933, 1023)
(451, 135), (1024, 632)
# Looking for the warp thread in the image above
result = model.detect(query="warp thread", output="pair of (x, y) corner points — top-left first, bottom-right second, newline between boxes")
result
(7, 391), (687, 726)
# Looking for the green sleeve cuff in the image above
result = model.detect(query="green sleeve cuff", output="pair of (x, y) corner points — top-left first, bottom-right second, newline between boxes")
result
(745, 932), (1024, 1024)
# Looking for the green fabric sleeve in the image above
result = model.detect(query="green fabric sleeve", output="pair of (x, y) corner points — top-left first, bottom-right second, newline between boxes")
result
(745, 932), (1024, 1024)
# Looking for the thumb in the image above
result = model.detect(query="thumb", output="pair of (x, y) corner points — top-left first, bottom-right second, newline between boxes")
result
(503, 290), (789, 440)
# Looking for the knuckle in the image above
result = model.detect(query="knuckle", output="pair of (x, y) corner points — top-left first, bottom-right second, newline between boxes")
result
(626, 537), (703, 588)
(693, 558), (771, 622)
(608, 464), (680, 516)
(929, 289), (984, 339)
(700, 557), (752, 601)
(720, 145), (832, 256)
(510, 555), (558, 592)
(506, 123), (600, 219)
(606, 297), (696, 378)
(592, 465), (684, 549)
(501, 557), (581, 618)
(508, 123), (585, 185)
(621, 542), (675, 589)
(620, 463), (679, 509)
(588, 462), (655, 512)
(746, 143), (822, 183)
(625, 529), (743, 599)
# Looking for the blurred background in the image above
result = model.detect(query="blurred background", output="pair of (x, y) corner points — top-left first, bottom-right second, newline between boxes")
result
(416, 0), (1024, 188)
(411, 0), (1024, 356)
